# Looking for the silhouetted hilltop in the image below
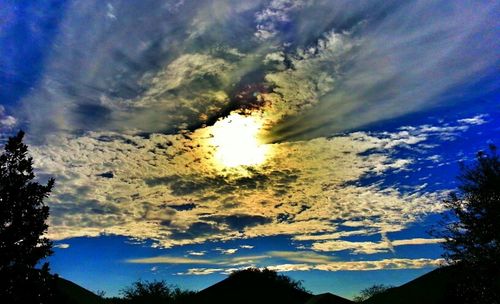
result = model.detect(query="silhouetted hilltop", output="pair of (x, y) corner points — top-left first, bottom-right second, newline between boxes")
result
(362, 265), (460, 304)
(193, 268), (313, 304)
(306, 292), (353, 304)
(54, 276), (105, 304)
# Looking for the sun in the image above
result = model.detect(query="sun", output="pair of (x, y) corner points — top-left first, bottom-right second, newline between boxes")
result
(211, 113), (269, 168)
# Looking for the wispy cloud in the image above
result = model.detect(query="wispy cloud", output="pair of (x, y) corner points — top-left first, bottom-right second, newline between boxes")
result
(126, 256), (212, 265)
(215, 248), (239, 255)
(458, 115), (488, 126)
(312, 238), (444, 254)
(54, 243), (70, 249)
(176, 258), (445, 275)
(0, 106), (16, 129)
(187, 250), (207, 256)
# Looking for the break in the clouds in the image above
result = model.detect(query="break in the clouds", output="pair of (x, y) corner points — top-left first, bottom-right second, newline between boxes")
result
(1, 0), (499, 283)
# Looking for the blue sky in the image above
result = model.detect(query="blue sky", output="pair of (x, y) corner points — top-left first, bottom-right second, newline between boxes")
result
(1, 0), (499, 300)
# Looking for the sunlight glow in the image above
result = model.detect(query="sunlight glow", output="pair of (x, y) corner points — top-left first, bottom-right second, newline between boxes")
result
(211, 113), (269, 168)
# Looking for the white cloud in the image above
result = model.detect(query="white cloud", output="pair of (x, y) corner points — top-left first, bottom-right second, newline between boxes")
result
(0, 106), (16, 128)
(215, 248), (238, 255)
(176, 258), (445, 275)
(54, 243), (70, 249)
(187, 250), (207, 256)
(254, 0), (308, 40)
(177, 268), (224, 275)
(312, 238), (444, 254)
(458, 114), (488, 125)
(126, 256), (212, 264)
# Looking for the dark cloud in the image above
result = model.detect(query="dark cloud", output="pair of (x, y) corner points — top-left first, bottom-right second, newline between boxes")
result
(202, 214), (272, 232)
(50, 199), (120, 216)
(145, 169), (299, 197)
(96, 171), (114, 179)
(169, 222), (222, 240)
(169, 203), (197, 211)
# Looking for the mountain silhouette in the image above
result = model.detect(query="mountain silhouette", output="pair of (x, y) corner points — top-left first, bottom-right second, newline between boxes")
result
(306, 292), (353, 304)
(53, 276), (105, 304)
(193, 268), (313, 304)
(361, 265), (483, 304)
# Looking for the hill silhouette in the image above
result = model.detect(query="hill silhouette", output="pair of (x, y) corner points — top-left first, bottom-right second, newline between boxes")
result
(193, 268), (313, 304)
(53, 276), (105, 304)
(361, 265), (495, 304)
(306, 293), (353, 304)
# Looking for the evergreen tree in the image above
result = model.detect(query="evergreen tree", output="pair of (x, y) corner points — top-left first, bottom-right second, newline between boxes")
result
(0, 131), (55, 303)
(440, 145), (500, 303)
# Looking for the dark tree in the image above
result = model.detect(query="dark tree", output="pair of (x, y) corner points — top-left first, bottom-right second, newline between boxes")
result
(353, 284), (393, 302)
(119, 280), (194, 304)
(439, 145), (500, 303)
(228, 268), (309, 294)
(0, 131), (55, 303)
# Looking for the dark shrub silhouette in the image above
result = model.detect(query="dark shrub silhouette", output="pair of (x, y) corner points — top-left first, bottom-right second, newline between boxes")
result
(0, 130), (55, 303)
(229, 267), (309, 293)
(115, 280), (194, 304)
(439, 145), (500, 303)
(353, 284), (392, 302)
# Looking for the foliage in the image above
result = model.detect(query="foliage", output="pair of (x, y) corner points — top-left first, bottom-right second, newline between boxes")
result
(353, 284), (392, 302)
(229, 267), (309, 293)
(117, 279), (194, 304)
(439, 145), (500, 303)
(0, 131), (55, 303)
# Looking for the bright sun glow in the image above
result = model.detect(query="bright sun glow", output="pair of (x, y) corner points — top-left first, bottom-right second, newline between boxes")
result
(211, 113), (269, 168)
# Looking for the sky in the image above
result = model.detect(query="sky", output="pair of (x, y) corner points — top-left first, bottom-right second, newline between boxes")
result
(0, 0), (499, 299)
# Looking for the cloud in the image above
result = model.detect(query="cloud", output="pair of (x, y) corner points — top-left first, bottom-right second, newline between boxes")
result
(126, 249), (444, 275)
(27, 116), (476, 248)
(126, 256), (212, 265)
(254, 0), (309, 40)
(240, 245), (254, 249)
(267, 1), (499, 141)
(13, 1), (497, 143)
(458, 114), (488, 126)
(215, 248), (239, 255)
(176, 258), (445, 275)
(127, 254), (268, 266)
(0, 106), (16, 129)
(177, 268), (225, 276)
(268, 251), (335, 264)
(187, 251), (207, 256)
(312, 238), (444, 254)
(5, 0), (495, 277)
(54, 243), (70, 249)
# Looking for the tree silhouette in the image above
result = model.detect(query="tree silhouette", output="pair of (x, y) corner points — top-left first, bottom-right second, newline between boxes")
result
(118, 280), (194, 304)
(0, 130), (55, 303)
(439, 145), (500, 303)
(228, 268), (309, 294)
(353, 284), (393, 302)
